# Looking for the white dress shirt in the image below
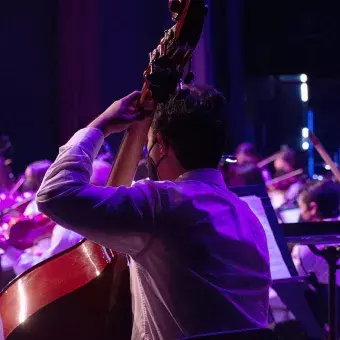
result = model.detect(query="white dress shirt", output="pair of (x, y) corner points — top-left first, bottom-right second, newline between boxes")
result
(292, 216), (340, 286)
(37, 127), (271, 340)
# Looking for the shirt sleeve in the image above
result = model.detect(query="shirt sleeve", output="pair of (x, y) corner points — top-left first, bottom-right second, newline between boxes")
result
(23, 200), (40, 217)
(291, 245), (317, 276)
(37, 225), (83, 263)
(36, 127), (160, 256)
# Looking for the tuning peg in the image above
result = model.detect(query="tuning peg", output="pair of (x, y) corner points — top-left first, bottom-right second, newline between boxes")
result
(168, 0), (182, 14)
(184, 71), (195, 85)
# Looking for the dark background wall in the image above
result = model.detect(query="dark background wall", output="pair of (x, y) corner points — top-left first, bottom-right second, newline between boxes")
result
(0, 0), (339, 175)
(0, 1), (58, 173)
(98, 0), (171, 151)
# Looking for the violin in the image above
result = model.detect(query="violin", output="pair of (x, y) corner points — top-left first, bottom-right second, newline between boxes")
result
(0, 192), (35, 240)
(5, 214), (55, 250)
(0, 173), (34, 221)
(267, 168), (304, 192)
(0, 2), (207, 339)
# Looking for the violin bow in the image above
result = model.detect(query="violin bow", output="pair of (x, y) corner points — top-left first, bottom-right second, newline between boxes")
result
(266, 168), (304, 187)
(309, 132), (340, 183)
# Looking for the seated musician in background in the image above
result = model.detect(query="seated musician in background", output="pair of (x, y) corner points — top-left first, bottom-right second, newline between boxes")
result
(235, 142), (260, 165)
(291, 179), (340, 330)
(22, 160), (52, 195)
(235, 142), (271, 183)
(1, 160), (53, 274)
(272, 148), (303, 201)
(292, 180), (340, 283)
(96, 141), (115, 164)
(1, 159), (111, 276)
(228, 163), (265, 187)
(36, 86), (271, 339)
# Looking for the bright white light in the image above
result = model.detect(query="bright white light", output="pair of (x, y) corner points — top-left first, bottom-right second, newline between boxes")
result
(300, 83), (308, 102)
(325, 164), (331, 170)
(300, 74), (308, 83)
(318, 175), (324, 181)
(23, 192), (32, 198)
(225, 157), (237, 164)
(18, 280), (28, 323)
(302, 141), (309, 150)
(302, 127), (309, 138)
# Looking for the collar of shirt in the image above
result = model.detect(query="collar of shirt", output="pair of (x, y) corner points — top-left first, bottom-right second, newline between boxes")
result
(177, 168), (226, 188)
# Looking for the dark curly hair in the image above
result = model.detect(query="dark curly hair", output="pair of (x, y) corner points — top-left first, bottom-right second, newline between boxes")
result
(300, 180), (340, 219)
(151, 85), (227, 170)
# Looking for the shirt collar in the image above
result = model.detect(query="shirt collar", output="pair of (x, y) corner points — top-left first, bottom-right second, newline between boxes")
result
(177, 168), (226, 187)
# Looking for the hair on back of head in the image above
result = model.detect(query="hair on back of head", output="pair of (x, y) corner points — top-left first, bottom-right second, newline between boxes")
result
(151, 85), (227, 170)
(300, 179), (340, 219)
(236, 143), (260, 159)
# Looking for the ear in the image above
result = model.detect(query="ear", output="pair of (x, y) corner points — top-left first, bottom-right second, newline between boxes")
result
(309, 201), (318, 219)
(156, 132), (167, 157)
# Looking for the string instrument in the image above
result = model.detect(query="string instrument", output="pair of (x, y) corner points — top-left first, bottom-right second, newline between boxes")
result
(259, 149), (303, 208)
(257, 151), (281, 169)
(4, 214), (56, 250)
(0, 2), (207, 339)
(267, 169), (304, 209)
(0, 174), (32, 222)
(266, 168), (304, 190)
(309, 132), (340, 183)
(0, 193), (35, 240)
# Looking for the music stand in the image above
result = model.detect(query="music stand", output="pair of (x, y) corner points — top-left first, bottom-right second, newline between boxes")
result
(308, 245), (340, 340)
(230, 185), (324, 339)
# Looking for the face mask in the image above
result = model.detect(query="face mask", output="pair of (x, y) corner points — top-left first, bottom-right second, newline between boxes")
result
(147, 142), (164, 181)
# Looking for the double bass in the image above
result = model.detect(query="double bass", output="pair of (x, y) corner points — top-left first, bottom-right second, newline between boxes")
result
(0, 1), (207, 339)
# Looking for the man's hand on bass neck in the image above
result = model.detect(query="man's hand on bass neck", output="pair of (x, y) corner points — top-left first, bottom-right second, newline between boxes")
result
(88, 91), (155, 137)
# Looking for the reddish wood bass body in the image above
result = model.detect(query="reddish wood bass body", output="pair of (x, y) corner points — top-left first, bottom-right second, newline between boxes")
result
(1, 241), (131, 339)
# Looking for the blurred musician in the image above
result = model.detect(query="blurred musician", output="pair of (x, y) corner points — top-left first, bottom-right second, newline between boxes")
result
(228, 163), (265, 187)
(1, 159), (111, 276)
(96, 141), (115, 164)
(291, 180), (340, 330)
(1, 160), (53, 274)
(21, 160), (52, 210)
(268, 148), (304, 210)
(272, 148), (303, 200)
(235, 142), (260, 165)
(292, 180), (340, 283)
(235, 142), (271, 183)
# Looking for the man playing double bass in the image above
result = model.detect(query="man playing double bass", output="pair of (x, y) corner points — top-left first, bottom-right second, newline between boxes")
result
(36, 85), (271, 339)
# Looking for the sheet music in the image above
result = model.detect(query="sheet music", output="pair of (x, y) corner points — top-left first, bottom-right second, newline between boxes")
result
(280, 208), (300, 224)
(241, 195), (291, 280)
